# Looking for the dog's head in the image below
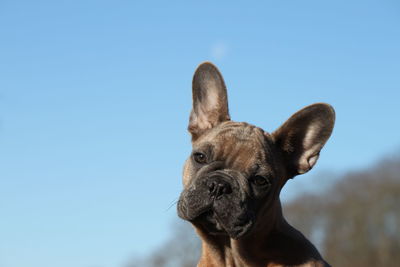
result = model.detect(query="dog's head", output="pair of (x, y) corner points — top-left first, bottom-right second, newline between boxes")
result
(177, 62), (335, 239)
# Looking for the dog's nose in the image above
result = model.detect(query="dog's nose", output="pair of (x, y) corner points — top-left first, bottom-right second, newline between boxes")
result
(207, 178), (232, 199)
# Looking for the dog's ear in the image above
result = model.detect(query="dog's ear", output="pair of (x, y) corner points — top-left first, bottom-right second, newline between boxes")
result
(188, 62), (230, 141)
(272, 103), (335, 177)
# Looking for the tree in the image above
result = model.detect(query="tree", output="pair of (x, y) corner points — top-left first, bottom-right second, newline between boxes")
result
(285, 155), (400, 267)
(126, 220), (200, 267)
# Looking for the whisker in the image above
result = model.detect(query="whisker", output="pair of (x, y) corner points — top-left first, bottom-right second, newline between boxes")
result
(166, 198), (179, 212)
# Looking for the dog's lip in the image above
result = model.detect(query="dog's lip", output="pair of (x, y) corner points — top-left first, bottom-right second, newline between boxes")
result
(179, 202), (212, 222)
(190, 208), (213, 223)
(187, 209), (209, 222)
(192, 209), (254, 239)
(194, 210), (226, 235)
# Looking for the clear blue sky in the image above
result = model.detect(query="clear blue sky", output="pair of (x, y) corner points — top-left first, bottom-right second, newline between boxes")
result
(0, 1), (399, 267)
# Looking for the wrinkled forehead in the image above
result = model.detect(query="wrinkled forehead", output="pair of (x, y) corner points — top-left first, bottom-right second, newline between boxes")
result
(193, 121), (272, 171)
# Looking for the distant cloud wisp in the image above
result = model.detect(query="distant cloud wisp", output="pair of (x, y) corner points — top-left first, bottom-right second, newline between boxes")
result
(210, 41), (229, 61)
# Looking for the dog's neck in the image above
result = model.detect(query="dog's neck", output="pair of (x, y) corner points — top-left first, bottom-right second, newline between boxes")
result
(196, 200), (324, 267)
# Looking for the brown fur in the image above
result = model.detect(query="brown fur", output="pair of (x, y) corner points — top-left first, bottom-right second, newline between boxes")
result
(178, 62), (335, 267)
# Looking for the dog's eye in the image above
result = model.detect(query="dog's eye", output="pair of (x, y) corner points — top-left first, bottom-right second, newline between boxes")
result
(253, 175), (270, 187)
(193, 152), (207, 164)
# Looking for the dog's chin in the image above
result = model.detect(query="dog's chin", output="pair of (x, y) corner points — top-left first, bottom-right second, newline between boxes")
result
(193, 210), (254, 240)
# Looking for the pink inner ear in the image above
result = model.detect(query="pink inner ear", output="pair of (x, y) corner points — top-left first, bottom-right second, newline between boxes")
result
(192, 109), (213, 131)
(298, 154), (320, 174)
(308, 154), (319, 169)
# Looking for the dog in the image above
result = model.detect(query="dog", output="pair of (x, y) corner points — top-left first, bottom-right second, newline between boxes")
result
(177, 62), (334, 267)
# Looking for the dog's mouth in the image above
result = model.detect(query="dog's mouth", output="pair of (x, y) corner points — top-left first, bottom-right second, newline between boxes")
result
(191, 208), (254, 239)
(196, 210), (225, 234)
(177, 197), (254, 239)
(177, 172), (255, 239)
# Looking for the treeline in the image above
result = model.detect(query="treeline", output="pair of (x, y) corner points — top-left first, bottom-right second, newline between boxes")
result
(128, 154), (400, 267)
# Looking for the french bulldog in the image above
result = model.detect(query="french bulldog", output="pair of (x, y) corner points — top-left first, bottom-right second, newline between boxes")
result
(178, 62), (334, 267)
